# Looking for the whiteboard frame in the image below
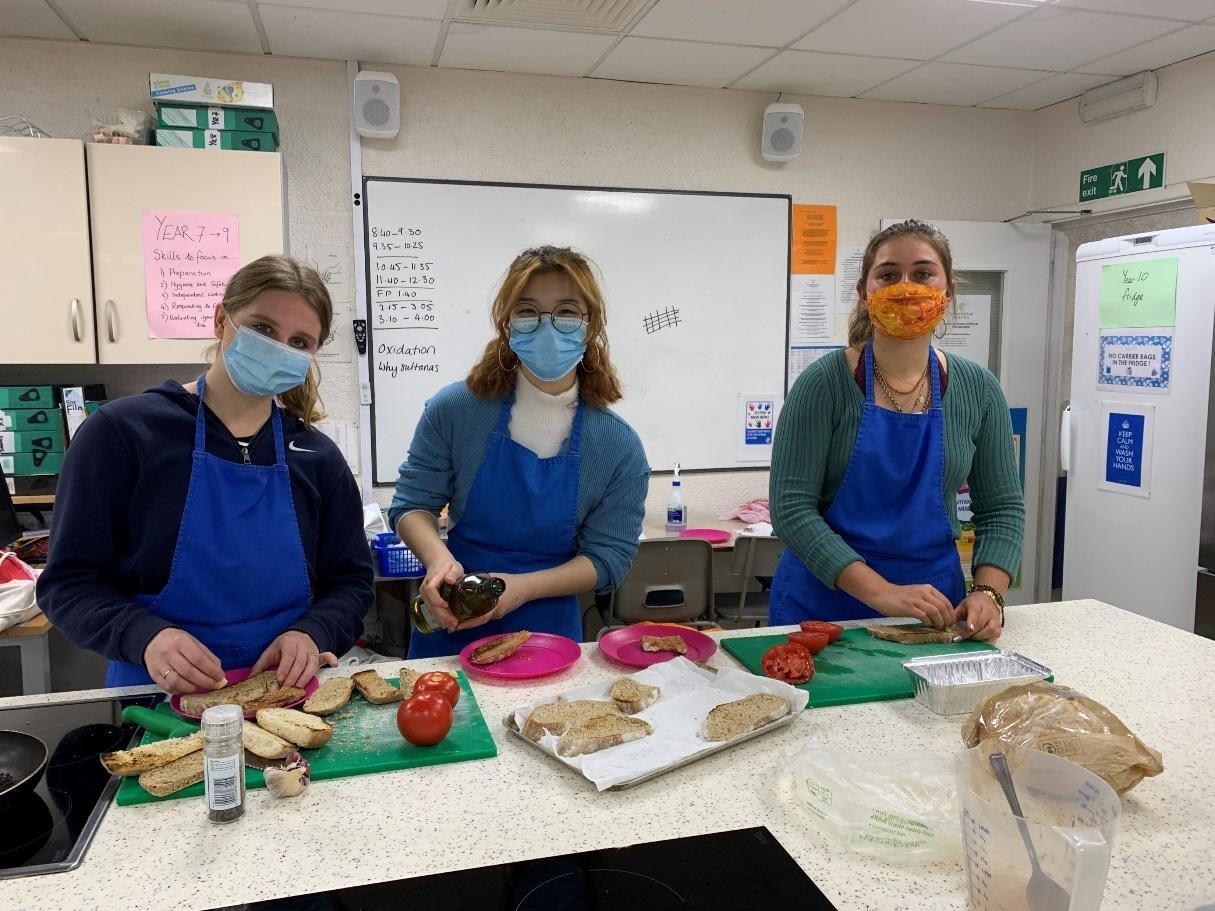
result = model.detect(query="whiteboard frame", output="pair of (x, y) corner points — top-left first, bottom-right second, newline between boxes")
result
(362, 176), (792, 485)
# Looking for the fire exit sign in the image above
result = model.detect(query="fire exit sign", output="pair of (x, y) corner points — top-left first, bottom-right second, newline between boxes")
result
(1080, 153), (1165, 202)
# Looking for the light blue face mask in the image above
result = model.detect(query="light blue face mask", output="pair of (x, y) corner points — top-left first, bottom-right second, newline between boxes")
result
(509, 322), (588, 382)
(222, 324), (313, 397)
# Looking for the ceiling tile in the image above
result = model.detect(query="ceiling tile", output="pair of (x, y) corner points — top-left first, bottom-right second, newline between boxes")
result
(631, 0), (850, 48)
(0, 0), (77, 40)
(591, 37), (774, 88)
(795, 0), (1031, 60)
(859, 62), (1046, 106)
(256, 0), (447, 16)
(941, 8), (1181, 71)
(1053, 0), (1215, 23)
(978, 72), (1112, 110)
(733, 49), (920, 96)
(1075, 23), (1215, 75)
(52, 0), (262, 53)
(259, 4), (440, 64)
(439, 23), (617, 77)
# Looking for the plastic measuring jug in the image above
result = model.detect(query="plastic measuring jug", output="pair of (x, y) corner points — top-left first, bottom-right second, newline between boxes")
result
(956, 741), (1121, 911)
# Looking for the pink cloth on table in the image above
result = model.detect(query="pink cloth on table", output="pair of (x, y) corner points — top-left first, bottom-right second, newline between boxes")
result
(718, 498), (770, 524)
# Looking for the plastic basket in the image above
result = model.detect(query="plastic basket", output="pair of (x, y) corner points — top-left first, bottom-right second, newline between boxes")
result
(373, 532), (425, 577)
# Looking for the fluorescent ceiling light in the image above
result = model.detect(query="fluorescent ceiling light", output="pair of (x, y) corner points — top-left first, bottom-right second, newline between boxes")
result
(1079, 71), (1158, 123)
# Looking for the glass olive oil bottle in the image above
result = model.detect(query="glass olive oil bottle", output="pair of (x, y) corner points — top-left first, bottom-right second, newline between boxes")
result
(409, 573), (507, 634)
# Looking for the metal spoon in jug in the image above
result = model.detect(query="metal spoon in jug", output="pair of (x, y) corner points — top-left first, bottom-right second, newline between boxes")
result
(988, 752), (1072, 911)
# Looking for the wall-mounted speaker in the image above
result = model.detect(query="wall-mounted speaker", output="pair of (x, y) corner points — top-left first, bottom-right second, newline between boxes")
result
(762, 102), (804, 162)
(353, 71), (400, 140)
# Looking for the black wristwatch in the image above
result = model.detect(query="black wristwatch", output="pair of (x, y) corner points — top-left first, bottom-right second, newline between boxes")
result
(967, 582), (1006, 626)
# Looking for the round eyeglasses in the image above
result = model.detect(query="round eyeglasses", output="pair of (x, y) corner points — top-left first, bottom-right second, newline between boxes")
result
(509, 304), (587, 335)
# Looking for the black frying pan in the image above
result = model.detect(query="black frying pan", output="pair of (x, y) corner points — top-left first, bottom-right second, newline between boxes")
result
(0, 729), (49, 809)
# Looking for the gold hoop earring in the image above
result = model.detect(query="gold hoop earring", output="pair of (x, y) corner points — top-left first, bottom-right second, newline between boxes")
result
(497, 344), (518, 373)
(581, 346), (599, 374)
(934, 319), (948, 340)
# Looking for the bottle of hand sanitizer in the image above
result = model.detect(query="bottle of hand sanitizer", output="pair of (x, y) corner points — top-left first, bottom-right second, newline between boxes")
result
(665, 462), (687, 533)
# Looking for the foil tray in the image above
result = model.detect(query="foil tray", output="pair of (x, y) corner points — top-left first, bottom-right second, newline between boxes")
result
(901, 650), (1051, 716)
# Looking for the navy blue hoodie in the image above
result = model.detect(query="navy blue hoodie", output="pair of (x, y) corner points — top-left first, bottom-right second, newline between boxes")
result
(36, 381), (373, 668)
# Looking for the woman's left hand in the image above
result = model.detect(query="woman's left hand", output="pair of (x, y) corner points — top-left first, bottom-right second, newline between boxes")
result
(454, 572), (531, 632)
(955, 592), (1003, 642)
(252, 631), (338, 688)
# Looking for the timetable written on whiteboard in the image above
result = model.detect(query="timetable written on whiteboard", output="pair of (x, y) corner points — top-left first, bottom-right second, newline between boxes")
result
(368, 225), (440, 378)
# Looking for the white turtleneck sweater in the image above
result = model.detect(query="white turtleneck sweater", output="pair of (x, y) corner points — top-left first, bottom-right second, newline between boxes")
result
(508, 373), (578, 458)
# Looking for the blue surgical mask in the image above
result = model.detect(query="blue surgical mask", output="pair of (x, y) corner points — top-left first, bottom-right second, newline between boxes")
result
(222, 325), (312, 397)
(509, 322), (588, 382)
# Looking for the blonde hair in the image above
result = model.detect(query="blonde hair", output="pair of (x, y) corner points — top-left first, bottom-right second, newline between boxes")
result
(215, 254), (333, 428)
(847, 219), (957, 347)
(466, 245), (623, 408)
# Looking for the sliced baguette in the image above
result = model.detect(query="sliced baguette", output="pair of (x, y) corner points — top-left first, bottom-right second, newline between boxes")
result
(469, 630), (530, 665)
(302, 677), (355, 716)
(179, 671), (277, 716)
(398, 668), (421, 700)
(610, 677), (660, 715)
(241, 686), (306, 713)
(255, 708), (334, 749)
(100, 732), (204, 777)
(242, 721), (294, 761)
(138, 750), (205, 797)
(703, 693), (790, 742)
(522, 700), (619, 742)
(557, 715), (652, 757)
(352, 669), (401, 705)
(641, 634), (686, 655)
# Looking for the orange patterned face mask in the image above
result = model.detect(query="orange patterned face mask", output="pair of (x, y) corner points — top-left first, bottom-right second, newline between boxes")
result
(866, 282), (948, 340)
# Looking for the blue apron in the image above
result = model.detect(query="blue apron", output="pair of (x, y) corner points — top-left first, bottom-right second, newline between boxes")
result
(106, 376), (313, 686)
(770, 345), (964, 624)
(408, 394), (585, 658)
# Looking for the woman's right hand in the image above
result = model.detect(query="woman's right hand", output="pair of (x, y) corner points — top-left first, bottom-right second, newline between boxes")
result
(870, 583), (956, 630)
(144, 628), (228, 695)
(418, 554), (465, 633)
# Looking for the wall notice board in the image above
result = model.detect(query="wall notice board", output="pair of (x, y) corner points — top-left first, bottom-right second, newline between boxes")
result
(362, 178), (791, 485)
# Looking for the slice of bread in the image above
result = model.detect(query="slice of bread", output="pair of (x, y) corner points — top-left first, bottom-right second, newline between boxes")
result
(470, 630), (530, 665)
(242, 721), (294, 760)
(352, 669), (401, 705)
(610, 677), (660, 715)
(641, 634), (686, 655)
(557, 715), (652, 758)
(302, 677), (355, 716)
(179, 671), (277, 716)
(703, 693), (790, 742)
(522, 700), (619, 742)
(138, 750), (205, 797)
(255, 708), (334, 749)
(398, 668), (421, 700)
(241, 686), (306, 713)
(100, 732), (204, 777)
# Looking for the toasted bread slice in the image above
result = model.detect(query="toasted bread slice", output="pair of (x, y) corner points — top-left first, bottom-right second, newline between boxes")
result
(179, 671), (277, 716)
(255, 708), (334, 749)
(100, 732), (204, 777)
(241, 686), (306, 713)
(302, 677), (355, 716)
(398, 668), (421, 700)
(242, 721), (294, 761)
(522, 700), (619, 742)
(641, 634), (686, 655)
(470, 630), (530, 665)
(703, 693), (790, 742)
(867, 624), (955, 645)
(610, 677), (660, 715)
(557, 715), (652, 757)
(138, 750), (205, 797)
(352, 669), (401, 705)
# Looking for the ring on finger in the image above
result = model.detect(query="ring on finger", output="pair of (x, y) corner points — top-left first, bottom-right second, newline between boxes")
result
(162, 668), (173, 680)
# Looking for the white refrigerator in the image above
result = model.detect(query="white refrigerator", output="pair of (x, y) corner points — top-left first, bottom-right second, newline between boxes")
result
(1062, 223), (1215, 633)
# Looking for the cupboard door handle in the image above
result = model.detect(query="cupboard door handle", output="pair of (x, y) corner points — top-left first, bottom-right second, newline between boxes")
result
(105, 299), (117, 343)
(70, 298), (83, 342)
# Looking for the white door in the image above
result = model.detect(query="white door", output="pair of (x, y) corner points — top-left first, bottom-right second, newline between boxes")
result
(883, 220), (1056, 605)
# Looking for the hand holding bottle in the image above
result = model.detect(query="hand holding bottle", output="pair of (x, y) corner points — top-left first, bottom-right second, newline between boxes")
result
(453, 572), (529, 631)
(418, 555), (466, 633)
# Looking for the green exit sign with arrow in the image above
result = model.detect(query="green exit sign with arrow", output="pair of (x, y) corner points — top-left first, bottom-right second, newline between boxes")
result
(1080, 153), (1165, 202)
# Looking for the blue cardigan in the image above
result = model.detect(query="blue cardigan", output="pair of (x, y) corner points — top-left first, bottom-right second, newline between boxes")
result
(387, 381), (650, 593)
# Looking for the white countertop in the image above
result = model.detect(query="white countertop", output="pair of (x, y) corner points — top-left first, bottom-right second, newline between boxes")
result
(1, 599), (1212, 910)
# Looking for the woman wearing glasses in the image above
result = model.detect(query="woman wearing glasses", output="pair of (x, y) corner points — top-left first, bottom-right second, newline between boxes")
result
(389, 246), (649, 657)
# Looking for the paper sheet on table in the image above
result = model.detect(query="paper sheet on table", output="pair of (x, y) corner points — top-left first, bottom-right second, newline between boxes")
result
(512, 657), (808, 791)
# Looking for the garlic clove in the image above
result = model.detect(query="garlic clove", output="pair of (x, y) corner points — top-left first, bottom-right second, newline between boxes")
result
(264, 752), (311, 798)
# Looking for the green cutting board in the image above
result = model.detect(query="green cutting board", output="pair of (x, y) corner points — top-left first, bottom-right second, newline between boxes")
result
(116, 672), (497, 805)
(722, 628), (996, 708)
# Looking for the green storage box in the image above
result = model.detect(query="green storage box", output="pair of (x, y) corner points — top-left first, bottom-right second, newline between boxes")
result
(0, 427), (64, 454)
(156, 104), (278, 133)
(85, 401), (104, 415)
(0, 387), (54, 409)
(0, 408), (61, 432)
(155, 128), (278, 151)
(0, 450), (63, 476)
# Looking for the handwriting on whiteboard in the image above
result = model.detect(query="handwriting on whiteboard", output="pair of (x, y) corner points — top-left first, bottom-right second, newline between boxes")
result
(142, 211), (240, 339)
(369, 225), (443, 381)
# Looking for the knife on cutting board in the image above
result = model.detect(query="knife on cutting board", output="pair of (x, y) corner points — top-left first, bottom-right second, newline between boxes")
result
(121, 705), (273, 769)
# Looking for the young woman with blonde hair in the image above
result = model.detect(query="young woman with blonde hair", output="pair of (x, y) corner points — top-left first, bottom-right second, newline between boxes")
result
(390, 245), (649, 657)
(39, 255), (373, 691)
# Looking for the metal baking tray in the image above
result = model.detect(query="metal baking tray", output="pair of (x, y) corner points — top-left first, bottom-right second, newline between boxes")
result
(901, 650), (1051, 716)
(502, 709), (798, 791)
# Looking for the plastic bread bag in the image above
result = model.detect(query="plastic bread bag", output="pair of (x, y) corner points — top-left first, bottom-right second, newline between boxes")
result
(772, 738), (962, 864)
(961, 681), (1163, 795)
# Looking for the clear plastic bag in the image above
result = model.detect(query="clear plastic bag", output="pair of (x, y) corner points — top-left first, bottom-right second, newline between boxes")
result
(89, 108), (150, 145)
(772, 738), (962, 864)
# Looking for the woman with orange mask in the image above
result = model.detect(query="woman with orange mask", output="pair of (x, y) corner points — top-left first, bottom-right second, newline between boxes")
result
(768, 220), (1023, 641)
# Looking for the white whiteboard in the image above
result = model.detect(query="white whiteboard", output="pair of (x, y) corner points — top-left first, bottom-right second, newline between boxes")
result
(363, 178), (790, 484)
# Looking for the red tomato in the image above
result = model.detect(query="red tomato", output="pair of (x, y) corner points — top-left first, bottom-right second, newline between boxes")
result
(798, 621), (844, 643)
(761, 642), (815, 685)
(414, 671), (461, 707)
(788, 631), (829, 654)
(396, 692), (453, 746)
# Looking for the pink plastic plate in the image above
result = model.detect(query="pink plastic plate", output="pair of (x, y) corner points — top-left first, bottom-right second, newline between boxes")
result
(170, 667), (320, 720)
(680, 528), (733, 545)
(459, 632), (581, 680)
(598, 625), (718, 667)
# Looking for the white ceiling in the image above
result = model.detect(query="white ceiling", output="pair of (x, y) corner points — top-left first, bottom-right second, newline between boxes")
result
(5, 0), (1215, 110)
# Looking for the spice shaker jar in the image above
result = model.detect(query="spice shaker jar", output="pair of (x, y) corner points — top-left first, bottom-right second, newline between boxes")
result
(201, 704), (246, 823)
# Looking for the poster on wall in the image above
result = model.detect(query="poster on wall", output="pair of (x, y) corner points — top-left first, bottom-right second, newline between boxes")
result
(937, 293), (991, 370)
(308, 243), (354, 363)
(142, 211), (240, 339)
(1098, 401), (1155, 499)
(736, 394), (781, 462)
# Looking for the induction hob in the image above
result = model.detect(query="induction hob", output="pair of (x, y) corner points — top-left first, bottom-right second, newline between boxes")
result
(219, 826), (838, 911)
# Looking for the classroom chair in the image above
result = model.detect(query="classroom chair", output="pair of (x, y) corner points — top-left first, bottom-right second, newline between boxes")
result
(726, 535), (785, 625)
(608, 538), (715, 626)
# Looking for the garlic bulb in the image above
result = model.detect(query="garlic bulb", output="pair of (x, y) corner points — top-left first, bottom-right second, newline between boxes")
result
(264, 752), (311, 798)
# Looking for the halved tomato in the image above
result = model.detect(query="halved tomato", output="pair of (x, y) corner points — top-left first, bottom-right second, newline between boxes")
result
(798, 620), (844, 644)
(760, 642), (815, 685)
(788, 631), (829, 654)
